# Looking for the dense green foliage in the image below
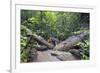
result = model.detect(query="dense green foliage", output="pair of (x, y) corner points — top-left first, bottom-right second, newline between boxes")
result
(21, 10), (90, 62)
(77, 39), (90, 60)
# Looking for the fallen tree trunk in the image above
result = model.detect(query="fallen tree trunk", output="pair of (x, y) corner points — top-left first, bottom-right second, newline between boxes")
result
(32, 34), (54, 49)
(21, 25), (54, 49)
(53, 32), (89, 51)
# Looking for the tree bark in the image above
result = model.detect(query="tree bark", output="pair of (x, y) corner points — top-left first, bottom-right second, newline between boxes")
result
(53, 32), (89, 51)
(21, 25), (54, 49)
(32, 33), (54, 49)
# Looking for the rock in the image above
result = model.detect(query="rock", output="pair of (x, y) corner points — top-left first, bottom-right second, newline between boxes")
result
(51, 51), (78, 61)
(51, 51), (68, 56)
(56, 52), (78, 61)
(69, 49), (82, 59)
(36, 50), (60, 62)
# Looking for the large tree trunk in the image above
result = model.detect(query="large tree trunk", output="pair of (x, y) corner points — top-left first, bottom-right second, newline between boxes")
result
(33, 32), (89, 50)
(21, 25), (54, 49)
(32, 33), (54, 49)
(53, 32), (89, 51)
